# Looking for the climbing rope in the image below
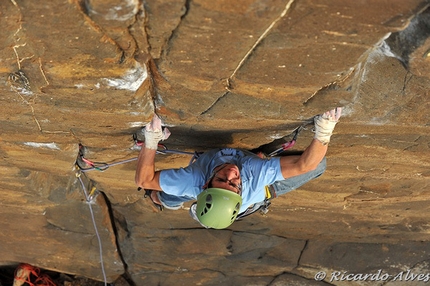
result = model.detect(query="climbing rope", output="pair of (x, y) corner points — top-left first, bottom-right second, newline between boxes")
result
(76, 171), (108, 286)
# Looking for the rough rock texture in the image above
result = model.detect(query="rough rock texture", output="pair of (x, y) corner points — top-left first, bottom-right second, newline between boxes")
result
(1, 0), (430, 285)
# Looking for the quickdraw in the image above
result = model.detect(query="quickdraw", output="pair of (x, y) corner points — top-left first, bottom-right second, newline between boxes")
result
(76, 142), (201, 173)
(267, 126), (303, 157)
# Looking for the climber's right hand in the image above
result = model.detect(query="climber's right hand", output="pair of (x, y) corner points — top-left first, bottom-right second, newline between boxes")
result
(314, 107), (342, 145)
(142, 114), (171, 150)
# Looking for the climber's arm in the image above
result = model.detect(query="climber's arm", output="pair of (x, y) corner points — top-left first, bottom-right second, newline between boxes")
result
(135, 146), (162, 190)
(279, 139), (328, 179)
(279, 107), (342, 179)
(134, 115), (170, 191)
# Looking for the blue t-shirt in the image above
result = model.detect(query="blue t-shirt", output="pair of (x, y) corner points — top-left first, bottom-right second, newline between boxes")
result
(159, 148), (284, 213)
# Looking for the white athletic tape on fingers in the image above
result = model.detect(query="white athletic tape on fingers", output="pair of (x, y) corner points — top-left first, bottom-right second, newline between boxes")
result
(314, 108), (341, 144)
(143, 115), (170, 150)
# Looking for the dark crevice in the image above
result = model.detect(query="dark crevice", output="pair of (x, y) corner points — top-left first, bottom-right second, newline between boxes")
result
(385, 4), (430, 67)
(127, 0), (146, 62)
(181, 0), (192, 22)
(72, 0), (127, 64)
(402, 71), (414, 93)
(140, 0), (153, 55)
(296, 239), (309, 267)
(160, 0), (191, 59)
(99, 191), (136, 286)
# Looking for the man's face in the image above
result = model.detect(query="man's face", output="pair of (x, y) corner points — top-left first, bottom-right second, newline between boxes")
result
(210, 163), (242, 195)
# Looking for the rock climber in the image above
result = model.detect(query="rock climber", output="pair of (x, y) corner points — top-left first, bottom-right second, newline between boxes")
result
(135, 108), (342, 229)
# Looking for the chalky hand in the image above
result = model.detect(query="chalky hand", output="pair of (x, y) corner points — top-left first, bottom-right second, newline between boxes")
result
(314, 107), (342, 145)
(143, 114), (171, 150)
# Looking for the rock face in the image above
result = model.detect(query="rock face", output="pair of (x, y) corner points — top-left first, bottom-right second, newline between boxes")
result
(1, 0), (430, 285)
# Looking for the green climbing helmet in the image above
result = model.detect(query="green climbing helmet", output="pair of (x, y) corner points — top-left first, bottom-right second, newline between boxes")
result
(196, 188), (242, 229)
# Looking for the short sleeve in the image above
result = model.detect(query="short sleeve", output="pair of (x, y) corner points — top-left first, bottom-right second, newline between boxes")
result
(238, 156), (284, 212)
(159, 166), (204, 198)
